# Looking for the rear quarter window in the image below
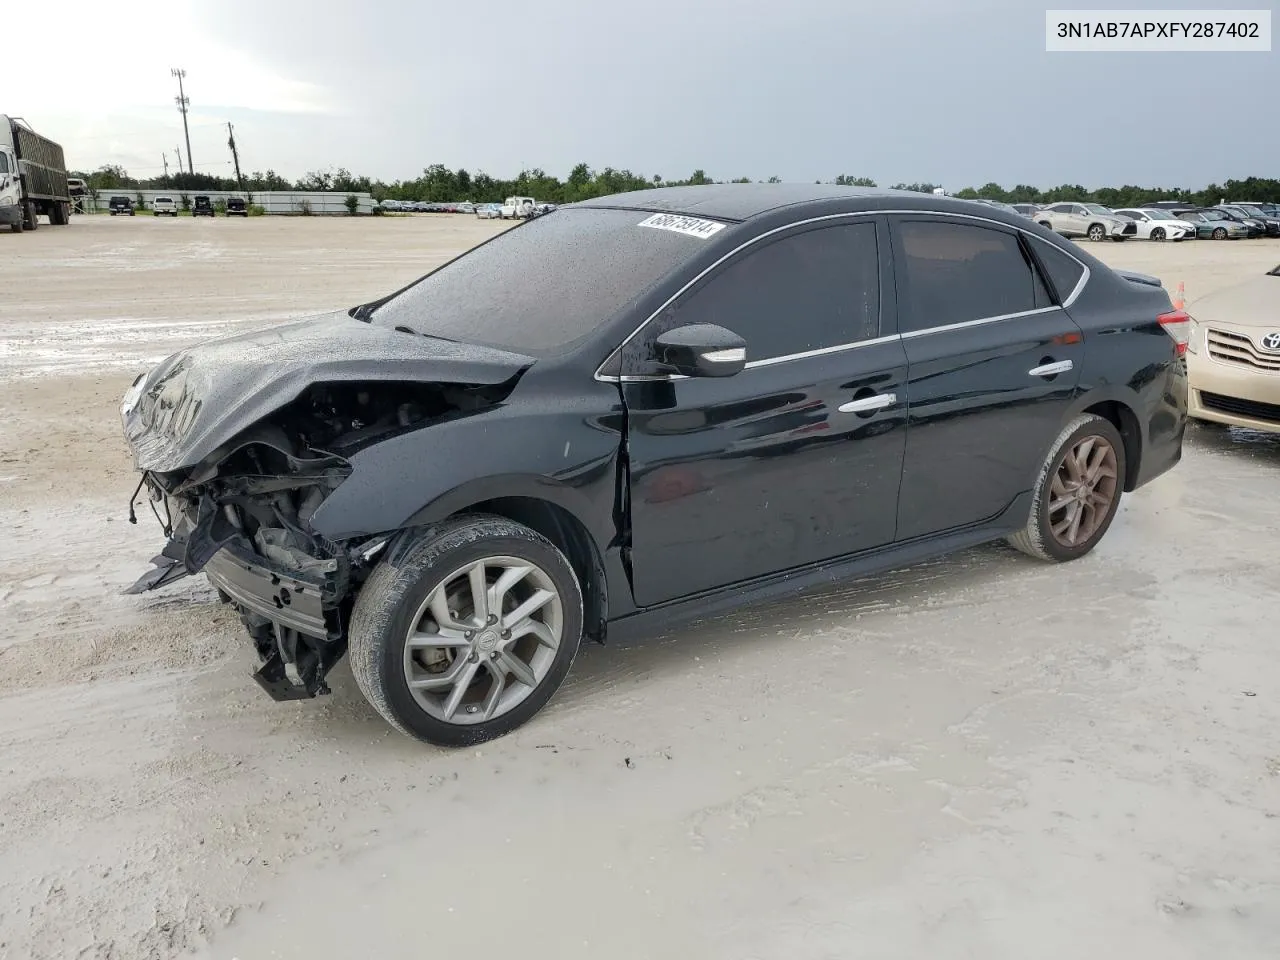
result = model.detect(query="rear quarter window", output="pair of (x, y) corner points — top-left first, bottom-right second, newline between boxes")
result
(1028, 236), (1086, 303)
(894, 220), (1050, 332)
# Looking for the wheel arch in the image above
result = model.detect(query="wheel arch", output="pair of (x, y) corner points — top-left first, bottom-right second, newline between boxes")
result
(400, 475), (615, 642)
(1067, 392), (1144, 492)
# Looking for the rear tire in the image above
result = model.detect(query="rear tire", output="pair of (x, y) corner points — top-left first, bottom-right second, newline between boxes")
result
(1007, 414), (1127, 563)
(349, 515), (585, 747)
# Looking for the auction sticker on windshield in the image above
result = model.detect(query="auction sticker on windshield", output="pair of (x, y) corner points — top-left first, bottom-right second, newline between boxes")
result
(637, 213), (727, 239)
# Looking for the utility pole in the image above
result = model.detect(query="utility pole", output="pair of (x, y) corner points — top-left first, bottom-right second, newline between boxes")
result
(175, 145), (183, 180)
(171, 68), (193, 174)
(226, 122), (245, 193)
(162, 153), (169, 181)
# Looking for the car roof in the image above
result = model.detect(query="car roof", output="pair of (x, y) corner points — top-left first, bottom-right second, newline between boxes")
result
(571, 183), (1023, 224)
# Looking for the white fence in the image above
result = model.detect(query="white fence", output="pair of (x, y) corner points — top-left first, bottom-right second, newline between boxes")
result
(84, 189), (376, 215)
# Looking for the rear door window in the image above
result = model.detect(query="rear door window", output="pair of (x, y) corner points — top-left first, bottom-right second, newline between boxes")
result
(892, 219), (1051, 333)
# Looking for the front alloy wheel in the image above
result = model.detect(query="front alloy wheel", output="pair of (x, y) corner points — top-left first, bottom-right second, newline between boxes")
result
(402, 555), (563, 726)
(1087, 223), (1106, 241)
(349, 515), (584, 746)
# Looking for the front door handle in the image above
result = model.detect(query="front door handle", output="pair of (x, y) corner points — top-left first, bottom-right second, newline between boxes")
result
(1028, 359), (1073, 378)
(838, 392), (897, 414)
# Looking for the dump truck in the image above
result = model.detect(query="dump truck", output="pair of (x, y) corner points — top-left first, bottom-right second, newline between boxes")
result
(0, 115), (71, 233)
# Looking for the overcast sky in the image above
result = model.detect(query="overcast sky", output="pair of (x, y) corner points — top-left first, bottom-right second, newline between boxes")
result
(10, 0), (1277, 189)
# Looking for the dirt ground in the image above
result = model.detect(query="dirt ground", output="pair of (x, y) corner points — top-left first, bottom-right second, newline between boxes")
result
(1, 216), (1278, 960)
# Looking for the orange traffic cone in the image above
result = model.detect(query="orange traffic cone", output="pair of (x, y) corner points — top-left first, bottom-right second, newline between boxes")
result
(1172, 281), (1185, 310)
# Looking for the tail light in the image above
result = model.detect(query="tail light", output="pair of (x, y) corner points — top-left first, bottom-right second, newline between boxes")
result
(1158, 308), (1191, 357)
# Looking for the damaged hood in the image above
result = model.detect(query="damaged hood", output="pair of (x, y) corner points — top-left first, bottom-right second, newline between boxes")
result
(122, 310), (534, 473)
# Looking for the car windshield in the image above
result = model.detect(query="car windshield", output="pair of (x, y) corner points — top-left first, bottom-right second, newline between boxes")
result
(1144, 210), (1176, 220)
(368, 208), (718, 356)
(1236, 205), (1265, 216)
(1201, 210), (1227, 220)
(1081, 204), (1112, 214)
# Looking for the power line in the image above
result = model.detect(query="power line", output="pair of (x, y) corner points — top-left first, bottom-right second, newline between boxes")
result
(171, 68), (193, 174)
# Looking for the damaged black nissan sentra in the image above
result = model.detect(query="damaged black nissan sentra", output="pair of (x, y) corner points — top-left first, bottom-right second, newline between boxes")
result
(121, 185), (1189, 746)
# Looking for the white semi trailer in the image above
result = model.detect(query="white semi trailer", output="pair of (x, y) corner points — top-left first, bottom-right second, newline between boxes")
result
(0, 115), (72, 233)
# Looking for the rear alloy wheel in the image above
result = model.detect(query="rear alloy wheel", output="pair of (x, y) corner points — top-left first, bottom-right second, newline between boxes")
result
(349, 515), (584, 747)
(1087, 223), (1106, 242)
(1151, 227), (1166, 241)
(1213, 227), (1227, 240)
(1008, 414), (1127, 563)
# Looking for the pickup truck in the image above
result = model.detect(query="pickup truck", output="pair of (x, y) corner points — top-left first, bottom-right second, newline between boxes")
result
(500, 196), (535, 219)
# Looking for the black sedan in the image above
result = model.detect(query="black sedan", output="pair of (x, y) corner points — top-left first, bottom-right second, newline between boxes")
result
(120, 185), (1189, 746)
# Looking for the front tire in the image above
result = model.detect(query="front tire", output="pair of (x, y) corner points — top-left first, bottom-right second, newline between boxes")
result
(1151, 227), (1166, 241)
(349, 515), (584, 747)
(1087, 223), (1106, 242)
(1212, 227), (1227, 240)
(1007, 414), (1127, 563)
(22, 201), (38, 230)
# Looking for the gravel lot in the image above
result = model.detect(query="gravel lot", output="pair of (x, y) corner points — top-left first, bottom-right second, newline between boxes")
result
(2, 216), (1278, 960)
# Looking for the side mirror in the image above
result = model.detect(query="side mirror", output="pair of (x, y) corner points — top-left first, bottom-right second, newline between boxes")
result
(653, 324), (747, 378)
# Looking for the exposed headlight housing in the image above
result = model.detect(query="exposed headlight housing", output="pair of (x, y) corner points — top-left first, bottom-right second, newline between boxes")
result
(120, 372), (146, 423)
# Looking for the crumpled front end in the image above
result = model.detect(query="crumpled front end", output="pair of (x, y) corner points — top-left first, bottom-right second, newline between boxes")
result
(123, 373), (525, 700)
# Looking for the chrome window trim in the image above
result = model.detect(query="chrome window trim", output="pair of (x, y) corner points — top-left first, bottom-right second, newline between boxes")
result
(744, 334), (899, 369)
(898, 306), (1062, 340)
(594, 209), (1091, 383)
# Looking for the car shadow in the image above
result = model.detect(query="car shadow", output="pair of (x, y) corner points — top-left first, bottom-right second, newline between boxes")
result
(1185, 419), (1280, 465)
(561, 541), (1026, 700)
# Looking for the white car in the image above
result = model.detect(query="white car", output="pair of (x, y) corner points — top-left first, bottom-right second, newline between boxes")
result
(152, 196), (179, 217)
(1114, 208), (1196, 242)
(500, 196), (535, 219)
(475, 203), (502, 219)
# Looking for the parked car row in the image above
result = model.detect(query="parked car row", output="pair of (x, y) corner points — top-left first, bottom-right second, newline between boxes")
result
(381, 199), (481, 213)
(378, 197), (558, 219)
(980, 198), (1280, 243)
(105, 194), (248, 217)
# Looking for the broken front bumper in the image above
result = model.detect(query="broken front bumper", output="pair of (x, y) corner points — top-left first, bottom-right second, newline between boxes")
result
(205, 538), (336, 641)
(205, 538), (351, 701)
(125, 482), (353, 701)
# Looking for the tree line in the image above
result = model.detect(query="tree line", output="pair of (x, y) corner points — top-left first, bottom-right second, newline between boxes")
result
(71, 162), (1280, 208)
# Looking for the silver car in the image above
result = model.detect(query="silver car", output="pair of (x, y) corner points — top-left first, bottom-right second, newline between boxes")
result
(1035, 202), (1137, 242)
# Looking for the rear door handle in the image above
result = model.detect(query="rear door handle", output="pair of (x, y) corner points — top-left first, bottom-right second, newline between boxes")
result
(1028, 360), (1073, 378)
(838, 392), (897, 414)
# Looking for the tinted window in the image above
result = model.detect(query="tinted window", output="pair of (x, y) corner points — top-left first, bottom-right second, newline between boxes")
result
(1029, 237), (1085, 303)
(895, 221), (1050, 332)
(0, 153), (8, 173)
(370, 208), (714, 356)
(630, 222), (880, 367)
